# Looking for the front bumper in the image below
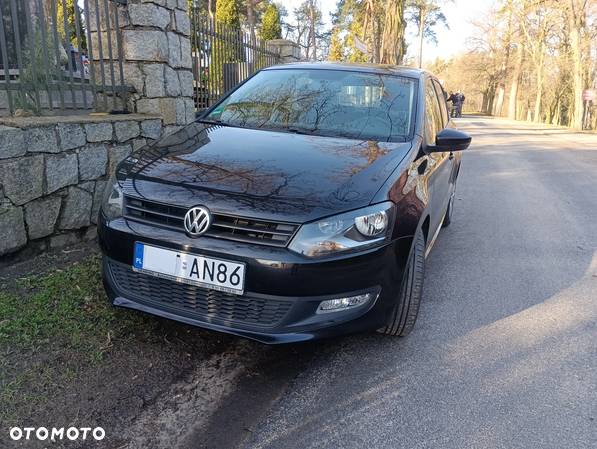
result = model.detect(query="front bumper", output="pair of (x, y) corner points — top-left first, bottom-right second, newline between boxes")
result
(99, 214), (411, 343)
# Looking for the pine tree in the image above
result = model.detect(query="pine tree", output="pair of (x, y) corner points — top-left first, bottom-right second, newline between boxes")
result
(328, 29), (344, 61)
(260, 3), (282, 40)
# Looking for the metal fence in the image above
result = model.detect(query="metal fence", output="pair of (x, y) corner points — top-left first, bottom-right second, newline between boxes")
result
(190, 11), (281, 110)
(0, 0), (130, 116)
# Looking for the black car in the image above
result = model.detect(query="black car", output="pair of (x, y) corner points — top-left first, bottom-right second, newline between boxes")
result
(98, 63), (471, 344)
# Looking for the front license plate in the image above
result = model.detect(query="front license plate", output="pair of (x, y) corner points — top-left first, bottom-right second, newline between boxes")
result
(132, 242), (245, 295)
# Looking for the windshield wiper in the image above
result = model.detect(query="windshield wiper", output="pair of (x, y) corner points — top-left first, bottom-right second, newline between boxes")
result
(285, 127), (317, 135)
(198, 118), (232, 127)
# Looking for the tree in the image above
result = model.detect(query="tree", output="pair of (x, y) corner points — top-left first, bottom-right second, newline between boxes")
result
(330, 0), (368, 62)
(504, 0), (527, 120)
(327, 0), (596, 130)
(380, 0), (406, 64)
(432, 0), (596, 130)
(328, 29), (344, 61)
(56, 0), (87, 49)
(330, 0), (405, 64)
(216, 0), (241, 27)
(566, 0), (589, 129)
(520, 1), (558, 122)
(260, 2), (282, 40)
(246, 0), (265, 45)
(288, 0), (329, 61)
(406, 0), (449, 68)
(507, 40), (524, 119)
(492, 0), (514, 117)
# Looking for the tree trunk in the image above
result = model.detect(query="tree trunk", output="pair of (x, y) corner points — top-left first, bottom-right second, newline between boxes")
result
(569, 26), (583, 129)
(554, 98), (561, 125)
(418, 7), (425, 68)
(508, 42), (524, 120)
(482, 91), (489, 113)
(372, 19), (381, 63)
(493, 87), (505, 116)
(246, 0), (256, 47)
(483, 82), (497, 115)
(568, 0), (584, 130)
(494, 1), (513, 117)
(533, 48), (545, 122)
(533, 75), (543, 122)
(380, 0), (405, 65)
(486, 85), (496, 115)
(545, 101), (553, 124)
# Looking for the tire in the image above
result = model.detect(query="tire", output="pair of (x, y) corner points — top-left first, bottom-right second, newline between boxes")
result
(378, 231), (425, 337)
(442, 189), (455, 228)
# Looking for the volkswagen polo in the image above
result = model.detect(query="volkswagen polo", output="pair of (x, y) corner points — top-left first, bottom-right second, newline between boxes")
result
(98, 63), (471, 343)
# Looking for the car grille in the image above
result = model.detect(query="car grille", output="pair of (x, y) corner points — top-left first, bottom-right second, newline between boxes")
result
(108, 260), (292, 328)
(123, 195), (299, 247)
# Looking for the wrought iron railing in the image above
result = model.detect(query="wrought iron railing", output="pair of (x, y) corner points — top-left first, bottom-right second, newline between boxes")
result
(0, 0), (131, 116)
(189, 11), (281, 110)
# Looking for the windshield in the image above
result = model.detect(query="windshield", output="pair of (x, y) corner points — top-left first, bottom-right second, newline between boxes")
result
(204, 69), (417, 142)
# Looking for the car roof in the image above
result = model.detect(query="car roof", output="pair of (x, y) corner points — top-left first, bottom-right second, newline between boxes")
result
(263, 62), (427, 79)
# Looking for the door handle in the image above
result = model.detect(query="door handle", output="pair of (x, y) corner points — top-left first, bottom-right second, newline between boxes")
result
(449, 152), (454, 160)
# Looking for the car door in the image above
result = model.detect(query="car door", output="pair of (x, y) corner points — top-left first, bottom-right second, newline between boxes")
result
(424, 78), (453, 238)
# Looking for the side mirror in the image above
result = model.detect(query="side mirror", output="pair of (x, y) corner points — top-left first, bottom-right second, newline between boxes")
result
(429, 128), (471, 152)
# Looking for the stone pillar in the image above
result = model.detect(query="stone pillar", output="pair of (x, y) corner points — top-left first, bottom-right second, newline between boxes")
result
(266, 39), (301, 63)
(90, 0), (195, 134)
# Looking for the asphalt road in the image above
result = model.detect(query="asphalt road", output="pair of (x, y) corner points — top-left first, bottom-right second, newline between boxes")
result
(191, 117), (597, 449)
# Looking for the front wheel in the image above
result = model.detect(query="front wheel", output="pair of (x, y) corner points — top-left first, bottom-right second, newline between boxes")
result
(378, 231), (425, 337)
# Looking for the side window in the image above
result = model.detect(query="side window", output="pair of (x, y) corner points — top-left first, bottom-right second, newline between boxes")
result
(424, 79), (442, 144)
(433, 80), (449, 126)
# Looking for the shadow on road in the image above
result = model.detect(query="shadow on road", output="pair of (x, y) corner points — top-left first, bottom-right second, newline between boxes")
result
(209, 117), (597, 449)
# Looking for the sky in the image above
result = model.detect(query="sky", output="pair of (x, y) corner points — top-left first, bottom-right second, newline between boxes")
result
(282, 0), (496, 62)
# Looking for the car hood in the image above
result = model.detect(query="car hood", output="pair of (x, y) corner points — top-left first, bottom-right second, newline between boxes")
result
(123, 122), (412, 223)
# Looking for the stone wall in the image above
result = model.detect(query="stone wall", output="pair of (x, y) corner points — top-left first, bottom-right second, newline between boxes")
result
(0, 114), (163, 259)
(89, 0), (195, 134)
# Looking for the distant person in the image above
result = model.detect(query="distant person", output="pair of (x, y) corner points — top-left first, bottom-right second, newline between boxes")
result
(81, 53), (89, 76)
(447, 91), (457, 117)
(453, 90), (465, 118)
(69, 43), (77, 71)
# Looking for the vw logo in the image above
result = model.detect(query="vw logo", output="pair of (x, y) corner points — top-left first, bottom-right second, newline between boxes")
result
(184, 206), (212, 237)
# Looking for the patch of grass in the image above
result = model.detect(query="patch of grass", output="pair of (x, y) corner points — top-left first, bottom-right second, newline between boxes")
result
(0, 255), (158, 424)
(0, 255), (152, 351)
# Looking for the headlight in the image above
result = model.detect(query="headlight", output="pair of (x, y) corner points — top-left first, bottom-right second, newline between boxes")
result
(100, 156), (137, 220)
(355, 210), (388, 237)
(288, 202), (395, 258)
(100, 179), (123, 220)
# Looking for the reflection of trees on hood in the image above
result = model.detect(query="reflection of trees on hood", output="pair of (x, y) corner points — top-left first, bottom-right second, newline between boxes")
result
(131, 154), (315, 215)
(130, 124), (306, 200)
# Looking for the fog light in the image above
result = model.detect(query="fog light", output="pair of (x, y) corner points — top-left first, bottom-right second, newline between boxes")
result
(317, 293), (374, 313)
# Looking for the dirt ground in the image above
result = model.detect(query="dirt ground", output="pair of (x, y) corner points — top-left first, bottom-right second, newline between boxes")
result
(0, 242), (314, 449)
